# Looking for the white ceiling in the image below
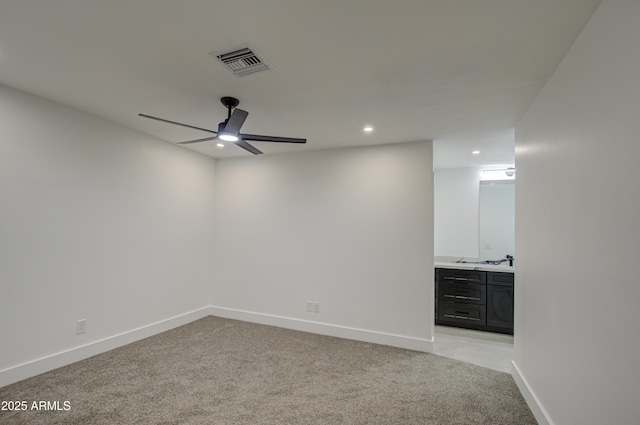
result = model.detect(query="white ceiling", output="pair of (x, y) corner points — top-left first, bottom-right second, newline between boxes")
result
(0, 0), (601, 166)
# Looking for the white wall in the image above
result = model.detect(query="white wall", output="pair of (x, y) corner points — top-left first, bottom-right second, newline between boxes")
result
(212, 141), (434, 350)
(0, 85), (217, 384)
(514, 1), (640, 424)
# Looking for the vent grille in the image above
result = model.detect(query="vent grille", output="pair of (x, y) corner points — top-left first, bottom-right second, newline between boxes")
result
(211, 44), (272, 78)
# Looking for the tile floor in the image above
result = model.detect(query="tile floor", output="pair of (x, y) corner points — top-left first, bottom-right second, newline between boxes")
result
(433, 325), (514, 373)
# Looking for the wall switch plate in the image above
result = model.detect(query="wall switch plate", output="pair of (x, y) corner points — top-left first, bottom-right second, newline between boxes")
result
(76, 319), (87, 334)
(313, 302), (320, 314)
(306, 301), (313, 312)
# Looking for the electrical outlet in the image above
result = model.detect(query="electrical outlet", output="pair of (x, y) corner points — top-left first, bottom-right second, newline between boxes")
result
(307, 301), (320, 313)
(76, 319), (87, 334)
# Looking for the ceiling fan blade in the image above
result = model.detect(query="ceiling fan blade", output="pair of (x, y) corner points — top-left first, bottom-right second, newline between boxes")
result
(240, 133), (307, 144)
(235, 139), (263, 155)
(224, 108), (249, 134)
(138, 114), (217, 134)
(177, 136), (219, 145)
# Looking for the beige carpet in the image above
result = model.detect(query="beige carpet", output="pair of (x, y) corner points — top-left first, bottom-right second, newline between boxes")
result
(0, 316), (536, 424)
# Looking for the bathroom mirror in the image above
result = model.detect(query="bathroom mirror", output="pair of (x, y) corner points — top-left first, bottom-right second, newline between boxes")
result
(479, 180), (514, 259)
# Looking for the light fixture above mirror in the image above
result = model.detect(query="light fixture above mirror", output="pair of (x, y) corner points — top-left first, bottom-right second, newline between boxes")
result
(483, 167), (515, 177)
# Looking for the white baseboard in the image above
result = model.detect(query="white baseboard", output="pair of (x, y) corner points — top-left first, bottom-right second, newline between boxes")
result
(0, 307), (212, 388)
(1, 306), (433, 388)
(511, 360), (553, 425)
(209, 305), (433, 352)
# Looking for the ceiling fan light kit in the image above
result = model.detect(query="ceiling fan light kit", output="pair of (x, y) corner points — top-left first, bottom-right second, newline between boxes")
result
(218, 134), (238, 142)
(139, 97), (306, 155)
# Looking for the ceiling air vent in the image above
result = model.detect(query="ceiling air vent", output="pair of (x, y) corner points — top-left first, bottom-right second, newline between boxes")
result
(211, 44), (272, 78)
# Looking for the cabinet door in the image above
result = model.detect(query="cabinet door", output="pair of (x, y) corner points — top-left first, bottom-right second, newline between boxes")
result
(487, 285), (514, 330)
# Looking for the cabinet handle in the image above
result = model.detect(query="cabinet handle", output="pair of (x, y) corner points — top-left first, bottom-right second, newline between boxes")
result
(445, 295), (468, 299)
(443, 314), (480, 321)
(444, 295), (481, 300)
(443, 276), (481, 282)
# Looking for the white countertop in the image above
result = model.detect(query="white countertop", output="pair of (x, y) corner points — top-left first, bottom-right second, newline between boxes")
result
(434, 261), (514, 273)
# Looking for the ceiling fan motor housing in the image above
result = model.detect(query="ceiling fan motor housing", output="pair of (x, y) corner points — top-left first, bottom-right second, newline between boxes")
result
(221, 96), (239, 109)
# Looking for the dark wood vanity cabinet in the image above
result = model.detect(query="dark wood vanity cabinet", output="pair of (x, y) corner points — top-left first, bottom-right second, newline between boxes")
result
(436, 268), (514, 334)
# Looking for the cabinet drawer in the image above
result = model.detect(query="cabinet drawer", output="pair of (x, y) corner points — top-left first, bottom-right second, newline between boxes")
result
(487, 271), (514, 286)
(437, 268), (486, 284)
(439, 283), (486, 304)
(438, 302), (486, 325)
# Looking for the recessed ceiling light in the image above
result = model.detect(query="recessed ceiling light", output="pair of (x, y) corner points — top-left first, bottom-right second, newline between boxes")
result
(363, 126), (373, 132)
(216, 143), (224, 148)
(472, 150), (480, 155)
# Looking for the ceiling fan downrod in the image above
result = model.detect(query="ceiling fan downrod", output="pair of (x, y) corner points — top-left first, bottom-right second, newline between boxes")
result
(220, 96), (239, 120)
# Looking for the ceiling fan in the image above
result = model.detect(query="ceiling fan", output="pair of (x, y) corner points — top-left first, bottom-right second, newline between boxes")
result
(139, 96), (306, 155)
